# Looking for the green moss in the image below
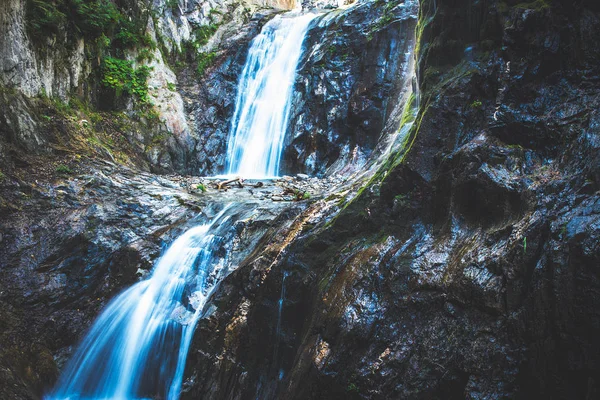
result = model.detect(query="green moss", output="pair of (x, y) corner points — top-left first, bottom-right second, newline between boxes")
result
(167, 82), (176, 92)
(470, 100), (482, 109)
(347, 383), (359, 393)
(196, 183), (207, 192)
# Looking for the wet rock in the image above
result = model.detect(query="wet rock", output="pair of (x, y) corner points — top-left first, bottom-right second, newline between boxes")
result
(282, 0), (418, 176)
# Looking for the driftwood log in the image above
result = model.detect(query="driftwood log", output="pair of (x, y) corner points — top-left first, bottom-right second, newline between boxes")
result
(216, 177), (244, 190)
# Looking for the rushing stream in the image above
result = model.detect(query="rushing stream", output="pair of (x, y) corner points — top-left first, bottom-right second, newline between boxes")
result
(47, 11), (317, 400)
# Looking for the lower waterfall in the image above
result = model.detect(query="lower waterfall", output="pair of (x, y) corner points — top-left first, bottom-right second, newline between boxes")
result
(46, 207), (235, 400)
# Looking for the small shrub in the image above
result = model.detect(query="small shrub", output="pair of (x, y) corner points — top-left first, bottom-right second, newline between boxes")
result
(136, 48), (155, 63)
(196, 52), (217, 76)
(101, 57), (152, 104)
(470, 100), (483, 109)
(56, 164), (72, 174)
(26, 0), (67, 37)
(347, 383), (359, 393)
(167, 82), (176, 92)
(70, 0), (121, 38)
(193, 24), (219, 47)
(166, 0), (179, 12)
(196, 183), (207, 192)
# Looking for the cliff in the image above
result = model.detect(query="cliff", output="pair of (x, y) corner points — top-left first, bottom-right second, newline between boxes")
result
(0, 0), (599, 399)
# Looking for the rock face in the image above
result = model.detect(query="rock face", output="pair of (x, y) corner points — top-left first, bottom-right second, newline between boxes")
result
(283, 0), (418, 176)
(1, 0), (600, 399)
(0, 0), (87, 99)
(179, 0), (600, 399)
(185, 0), (420, 176)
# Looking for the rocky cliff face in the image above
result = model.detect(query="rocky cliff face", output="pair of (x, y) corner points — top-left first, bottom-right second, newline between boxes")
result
(284, 0), (417, 176)
(180, 0), (600, 399)
(1, 0), (600, 399)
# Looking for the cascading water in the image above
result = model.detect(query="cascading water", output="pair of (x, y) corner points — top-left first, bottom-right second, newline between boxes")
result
(47, 10), (318, 400)
(46, 208), (235, 400)
(224, 13), (317, 178)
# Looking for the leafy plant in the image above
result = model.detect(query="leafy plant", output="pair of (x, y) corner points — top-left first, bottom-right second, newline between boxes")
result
(26, 0), (67, 36)
(101, 57), (152, 103)
(196, 183), (207, 192)
(55, 164), (72, 174)
(70, 0), (121, 38)
(136, 48), (155, 63)
(470, 100), (483, 109)
(347, 383), (359, 393)
(165, 0), (179, 12)
(195, 24), (219, 47)
(196, 52), (217, 76)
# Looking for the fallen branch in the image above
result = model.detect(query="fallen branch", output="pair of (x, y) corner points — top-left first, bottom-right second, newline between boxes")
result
(217, 177), (244, 190)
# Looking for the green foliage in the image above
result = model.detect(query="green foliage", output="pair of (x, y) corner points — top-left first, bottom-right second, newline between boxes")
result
(165, 0), (179, 11)
(97, 33), (112, 50)
(26, 0), (154, 53)
(293, 189), (311, 201)
(101, 57), (152, 103)
(52, 97), (73, 115)
(513, 0), (552, 10)
(523, 237), (527, 254)
(347, 383), (359, 393)
(196, 52), (217, 76)
(136, 48), (155, 63)
(26, 0), (67, 36)
(470, 100), (482, 109)
(0, 171), (5, 181)
(55, 164), (72, 174)
(70, 0), (120, 37)
(167, 82), (176, 92)
(196, 183), (207, 192)
(193, 24), (220, 47)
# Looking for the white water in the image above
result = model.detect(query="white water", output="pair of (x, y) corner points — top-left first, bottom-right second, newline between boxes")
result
(224, 13), (317, 178)
(47, 11), (319, 400)
(46, 209), (234, 400)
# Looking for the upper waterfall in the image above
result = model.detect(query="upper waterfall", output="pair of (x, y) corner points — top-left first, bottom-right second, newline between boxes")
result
(224, 13), (317, 178)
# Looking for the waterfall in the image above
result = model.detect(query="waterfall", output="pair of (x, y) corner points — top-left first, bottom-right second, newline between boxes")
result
(46, 207), (235, 400)
(47, 10), (319, 400)
(224, 13), (317, 178)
